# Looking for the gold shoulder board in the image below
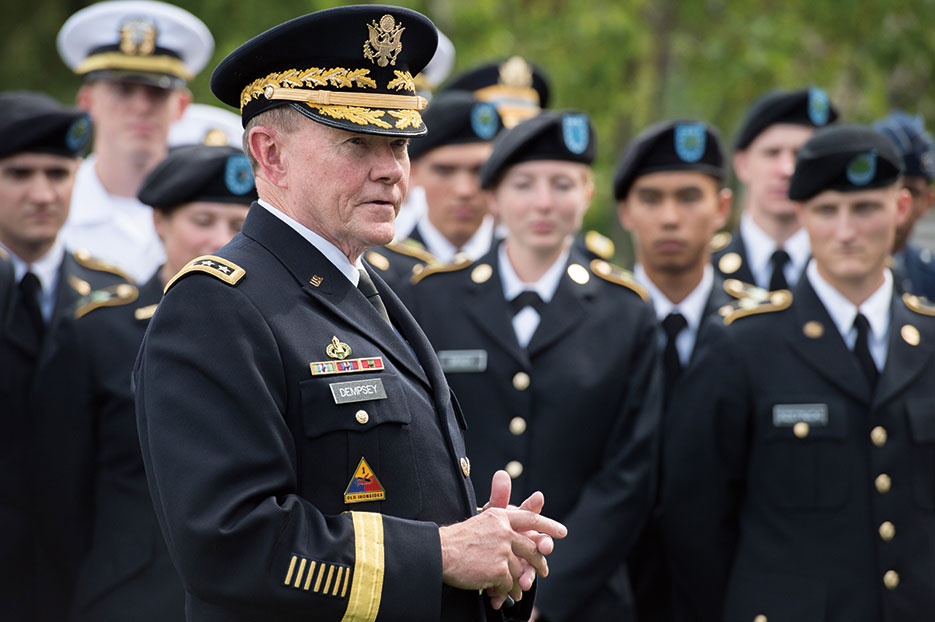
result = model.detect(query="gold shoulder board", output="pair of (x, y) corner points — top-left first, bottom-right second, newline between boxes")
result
(134, 304), (158, 321)
(73, 249), (134, 281)
(386, 239), (436, 263)
(74, 283), (139, 319)
(364, 250), (391, 272)
(585, 230), (615, 260)
(903, 292), (935, 317)
(590, 259), (650, 302)
(723, 290), (793, 326)
(410, 256), (472, 285)
(164, 255), (245, 294)
(723, 278), (771, 301)
(709, 231), (732, 253)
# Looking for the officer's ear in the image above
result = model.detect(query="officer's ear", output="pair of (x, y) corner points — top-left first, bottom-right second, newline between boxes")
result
(171, 88), (192, 122)
(617, 199), (633, 231)
(733, 150), (750, 185)
(248, 125), (288, 189)
(714, 187), (733, 231)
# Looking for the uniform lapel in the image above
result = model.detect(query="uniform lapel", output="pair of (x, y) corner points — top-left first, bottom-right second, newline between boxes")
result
(686, 275), (732, 369)
(526, 250), (594, 358)
(873, 294), (934, 408)
(464, 248), (530, 369)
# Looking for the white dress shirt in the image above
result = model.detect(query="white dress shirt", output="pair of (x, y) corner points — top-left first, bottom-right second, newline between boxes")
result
(498, 243), (569, 348)
(741, 212), (810, 289)
(416, 214), (495, 263)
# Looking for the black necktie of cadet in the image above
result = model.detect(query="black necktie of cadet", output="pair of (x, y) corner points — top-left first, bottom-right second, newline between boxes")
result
(662, 312), (688, 394)
(853, 313), (879, 389)
(509, 291), (545, 316)
(18, 271), (45, 340)
(769, 249), (791, 291)
(357, 268), (392, 326)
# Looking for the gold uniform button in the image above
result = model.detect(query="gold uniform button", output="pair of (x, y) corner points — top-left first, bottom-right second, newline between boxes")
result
(505, 460), (523, 479)
(870, 426), (888, 447)
(879, 521), (895, 542)
(460, 457), (471, 477)
(512, 372), (531, 391)
(793, 422), (810, 438)
(355, 410), (369, 425)
(883, 570), (900, 590)
(754, 615), (768, 622)
(509, 417), (527, 435)
(875, 473), (892, 494)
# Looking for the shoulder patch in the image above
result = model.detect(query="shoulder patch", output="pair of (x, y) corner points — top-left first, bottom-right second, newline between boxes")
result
(364, 250), (391, 272)
(903, 292), (935, 317)
(410, 256), (472, 285)
(709, 231), (732, 253)
(723, 278), (772, 301)
(72, 249), (134, 282)
(164, 255), (245, 294)
(585, 230), (615, 260)
(386, 239), (436, 263)
(590, 259), (650, 302)
(723, 289), (793, 326)
(134, 304), (158, 321)
(74, 283), (139, 319)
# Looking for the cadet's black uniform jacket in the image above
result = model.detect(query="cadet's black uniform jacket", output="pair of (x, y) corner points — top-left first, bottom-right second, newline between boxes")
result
(408, 244), (661, 622)
(134, 204), (531, 622)
(711, 231), (756, 285)
(362, 240), (434, 296)
(0, 251), (129, 622)
(664, 276), (935, 622)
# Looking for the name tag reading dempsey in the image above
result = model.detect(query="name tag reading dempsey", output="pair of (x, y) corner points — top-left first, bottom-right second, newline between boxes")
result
(437, 349), (487, 373)
(772, 403), (829, 427)
(330, 378), (388, 404)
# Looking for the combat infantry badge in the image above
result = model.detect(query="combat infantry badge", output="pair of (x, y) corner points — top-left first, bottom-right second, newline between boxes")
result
(363, 14), (404, 67)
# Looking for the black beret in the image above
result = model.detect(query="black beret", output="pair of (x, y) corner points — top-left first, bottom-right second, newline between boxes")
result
(613, 120), (725, 200)
(0, 91), (91, 160)
(407, 91), (502, 160)
(211, 6), (438, 136)
(443, 56), (550, 128)
(873, 111), (935, 181)
(788, 124), (903, 201)
(734, 87), (838, 150)
(138, 144), (257, 212)
(479, 110), (595, 189)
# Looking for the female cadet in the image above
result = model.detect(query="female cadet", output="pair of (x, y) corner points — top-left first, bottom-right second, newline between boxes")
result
(408, 111), (661, 622)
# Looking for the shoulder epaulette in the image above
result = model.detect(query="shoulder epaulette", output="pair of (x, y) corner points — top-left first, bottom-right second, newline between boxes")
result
(410, 256), (472, 285)
(709, 231), (732, 253)
(134, 304), (158, 321)
(386, 239), (436, 263)
(723, 278), (771, 301)
(590, 259), (650, 302)
(72, 249), (133, 281)
(164, 255), (245, 294)
(723, 289), (792, 326)
(68, 274), (92, 296)
(74, 283), (139, 319)
(585, 230), (615, 260)
(364, 250), (391, 272)
(903, 292), (935, 317)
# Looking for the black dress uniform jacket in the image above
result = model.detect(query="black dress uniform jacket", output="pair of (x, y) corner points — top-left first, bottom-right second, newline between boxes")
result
(711, 232), (756, 285)
(664, 276), (935, 622)
(408, 244), (661, 622)
(134, 204), (531, 622)
(1, 251), (129, 622)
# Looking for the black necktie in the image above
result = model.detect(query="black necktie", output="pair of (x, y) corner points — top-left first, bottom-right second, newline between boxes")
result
(18, 272), (45, 340)
(357, 269), (391, 326)
(769, 249), (791, 291)
(853, 313), (879, 389)
(662, 312), (688, 394)
(509, 291), (545, 316)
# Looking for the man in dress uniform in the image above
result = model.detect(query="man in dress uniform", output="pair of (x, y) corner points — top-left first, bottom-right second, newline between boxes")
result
(669, 124), (935, 621)
(134, 7), (566, 622)
(0, 91), (135, 622)
(613, 119), (733, 621)
(874, 111), (935, 299)
(56, 0), (214, 282)
(713, 87), (838, 289)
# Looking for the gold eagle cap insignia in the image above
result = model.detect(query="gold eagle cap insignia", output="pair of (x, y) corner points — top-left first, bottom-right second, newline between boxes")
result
(363, 14), (405, 67)
(119, 18), (158, 56)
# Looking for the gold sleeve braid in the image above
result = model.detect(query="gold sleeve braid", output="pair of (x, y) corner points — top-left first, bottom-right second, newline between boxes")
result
(341, 512), (385, 622)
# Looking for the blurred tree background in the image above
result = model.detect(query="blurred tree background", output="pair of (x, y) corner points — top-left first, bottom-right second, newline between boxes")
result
(4, 0), (935, 261)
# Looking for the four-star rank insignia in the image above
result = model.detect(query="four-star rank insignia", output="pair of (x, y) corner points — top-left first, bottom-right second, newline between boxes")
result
(344, 457), (385, 503)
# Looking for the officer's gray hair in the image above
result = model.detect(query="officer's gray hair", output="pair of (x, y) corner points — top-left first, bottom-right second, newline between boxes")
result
(242, 105), (304, 171)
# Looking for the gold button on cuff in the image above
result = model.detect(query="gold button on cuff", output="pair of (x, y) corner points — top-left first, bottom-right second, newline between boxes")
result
(754, 615), (768, 622)
(509, 417), (527, 435)
(460, 456), (471, 477)
(870, 426), (888, 447)
(879, 521), (895, 542)
(793, 421), (810, 438)
(883, 570), (900, 590)
(355, 410), (369, 425)
(512, 372), (531, 391)
(505, 460), (523, 479)
(875, 473), (892, 494)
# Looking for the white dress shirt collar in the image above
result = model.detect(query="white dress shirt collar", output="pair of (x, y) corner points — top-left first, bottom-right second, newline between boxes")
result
(635, 263), (713, 365)
(2, 237), (65, 322)
(741, 212), (810, 289)
(417, 214), (494, 263)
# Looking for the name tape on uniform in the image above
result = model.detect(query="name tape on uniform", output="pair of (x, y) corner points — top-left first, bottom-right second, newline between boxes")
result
(437, 349), (487, 373)
(330, 378), (387, 404)
(772, 403), (828, 427)
(310, 357), (384, 376)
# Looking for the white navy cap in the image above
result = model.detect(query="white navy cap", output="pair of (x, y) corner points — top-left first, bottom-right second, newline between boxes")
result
(169, 103), (244, 148)
(57, 0), (213, 88)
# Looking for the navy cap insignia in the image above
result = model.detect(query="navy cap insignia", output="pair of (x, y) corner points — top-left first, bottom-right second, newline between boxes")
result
(363, 14), (405, 67)
(808, 87), (830, 126)
(326, 336), (352, 360)
(344, 457), (386, 503)
(471, 102), (499, 140)
(846, 150), (877, 186)
(66, 115), (91, 152)
(224, 153), (254, 195)
(562, 114), (590, 155)
(674, 123), (706, 163)
(119, 18), (157, 57)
